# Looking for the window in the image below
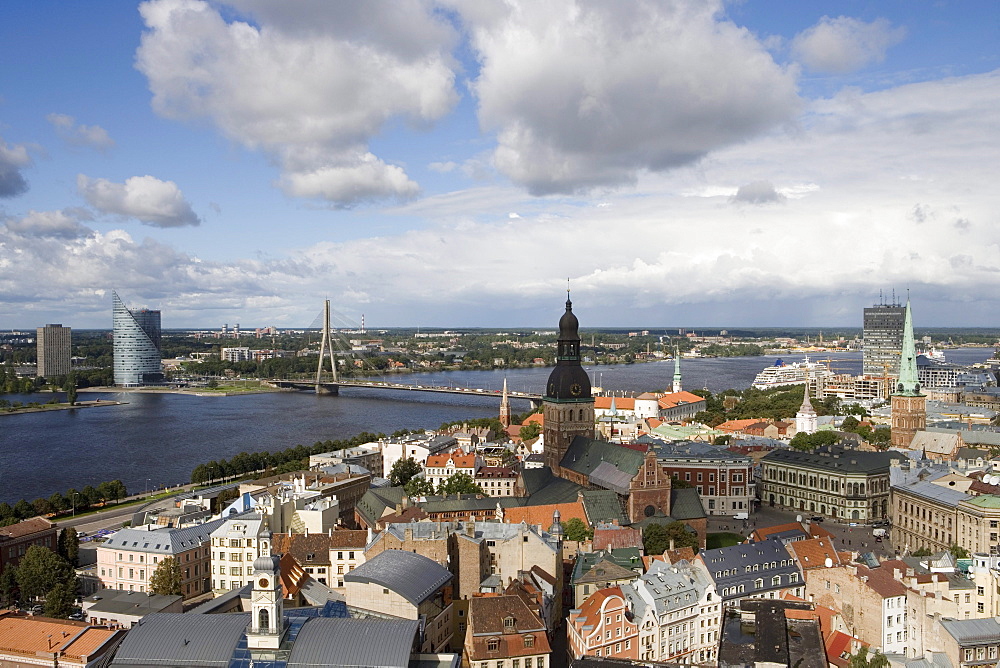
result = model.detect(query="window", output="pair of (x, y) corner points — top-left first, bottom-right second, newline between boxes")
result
(504, 616), (515, 629)
(487, 638), (499, 652)
(523, 635), (534, 648)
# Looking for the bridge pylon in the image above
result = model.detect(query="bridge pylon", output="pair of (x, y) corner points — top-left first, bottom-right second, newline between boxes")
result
(315, 299), (339, 395)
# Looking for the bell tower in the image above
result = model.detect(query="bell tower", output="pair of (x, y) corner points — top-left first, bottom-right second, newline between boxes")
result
(247, 530), (285, 650)
(543, 289), (595, 474)
(891, 299), (926, 449)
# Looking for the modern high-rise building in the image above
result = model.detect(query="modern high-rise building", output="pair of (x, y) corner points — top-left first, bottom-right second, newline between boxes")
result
(36, 323), (72, 378)
(113, 291), (163, 387)
(863, 302), (906, 377)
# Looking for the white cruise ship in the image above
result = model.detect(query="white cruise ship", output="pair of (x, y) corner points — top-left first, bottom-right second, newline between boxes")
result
(752, 357), (833, 391)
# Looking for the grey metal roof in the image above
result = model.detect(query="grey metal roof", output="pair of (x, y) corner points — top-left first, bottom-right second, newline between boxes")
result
(700, 537), (802, 601)
(670, 488), (708, 520)
(286, 617), (418, 668)
(85, 590), (181, 616)
(588, 461), (633, 495)
(560, 437), (646, 478)
(355, 486), (406, 527)
(344, 549), (452, 606)
(621, 560), (710, 620)
(581, 490), (629, 525)
(648, 439), (749, 462)
(939, 616), (1000, 644)
(894, 479), (971, 506)
(762, 444), (896, 474)
(109, 612), (249, 666)
(101, 516), (228, 555)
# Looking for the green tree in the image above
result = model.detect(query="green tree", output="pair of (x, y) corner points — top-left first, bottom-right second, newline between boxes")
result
(403, 477), (436, 497)
(949, 544), (970, 559)
(31, 497), (54, 517)
(519, 422), (542, 441)
(643, 521), (698, 555)
(563, 517), (593, 542)
(437, 472), (485, 496)
(149, 556), (182, 596)
(0, 565), (17, 608)
(388, 457), (422, 487)
(43, 576), (78, 618)
(13, 499), (33, 520)
(64, 378), (78, 406)
(15, 545), (72, 601)
(47, 492), (68, 513)
(912, 547), (932, 557)
(848, 646), (890, 668)
(58, 527), (79, 567)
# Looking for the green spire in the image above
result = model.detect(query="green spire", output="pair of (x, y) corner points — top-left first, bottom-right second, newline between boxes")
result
(896, 299), (922, 396)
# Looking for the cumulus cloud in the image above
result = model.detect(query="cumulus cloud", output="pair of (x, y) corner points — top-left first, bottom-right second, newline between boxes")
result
(135, 0), (457, 206)
(456, 0), (799, 195)
(731, 180), (785, 205)
(46, 113), (115, 151)
(791, 16), (905, 74)
(77, 174), (201, 227)
(0, 136), (33, 198)
(3, 209), (94, 240)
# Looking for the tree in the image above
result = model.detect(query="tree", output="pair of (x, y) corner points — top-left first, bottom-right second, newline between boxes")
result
(949, 544), (970, 559)
(437, 472), (485, 496)
(403, 476), (436, 497)
(388, 457), (422, 487)
(848, 646), (890, 668)
(15, 545), (72, 601)
(519, 422), (542, 441)
(12, 500), (33, 520)
(563, 517), (593, 542)
(58, 527), (79, 567)
(149, 556), (182, 596)
(64, 378), (77, 406)
(43, 576), (77, 618)
(0, 565), (17, 608)
(644, 521), (699, 555)
(912, 547), (932, 557)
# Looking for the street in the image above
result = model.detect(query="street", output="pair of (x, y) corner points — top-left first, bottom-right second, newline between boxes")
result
(708, 505), (895, 559)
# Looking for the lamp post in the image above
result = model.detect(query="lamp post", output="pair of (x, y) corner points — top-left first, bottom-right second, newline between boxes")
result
(145, 479), (151, 497)
(71, 492), (79, 518)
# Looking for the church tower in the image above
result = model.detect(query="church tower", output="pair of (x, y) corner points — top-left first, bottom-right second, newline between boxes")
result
(543, 291), (595, 474)
(795, 383), (818, 435)
(890, 300), (926, 449)
(672, 345), (683, 393)
(499, 378), (512, 428)
(247, 530), (285, 650)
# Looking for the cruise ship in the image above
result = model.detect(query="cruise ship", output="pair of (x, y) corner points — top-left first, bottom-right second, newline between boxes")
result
(752, 357), (833, 391)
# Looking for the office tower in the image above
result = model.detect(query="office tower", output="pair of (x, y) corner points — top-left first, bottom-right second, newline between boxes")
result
(891, 300), (926, 449)
(863, 302), (906, 377)
(36, 324), (71, 378)
(113, 291), (163, 386)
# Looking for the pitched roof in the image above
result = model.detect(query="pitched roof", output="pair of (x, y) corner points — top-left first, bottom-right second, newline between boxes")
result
(785, 538), (843, 570)
(593, 526), (643, 551)
(670, 487), (708, 520)
(286, 617), (419, 668)
(749, 521), (833, 543)
(523, 413), (544, 426)
(581, 490), (630, 525)
(0, 614), (121, 664)
(425, 448), (477, 469)
(101, 517), (227, 556)
(658, 391), (706, 409)
(109, 612), (249, 666)
(594, 396), (636, 411)
(504, 501), (587, 527)
(344, 549), (452, 606)
(0, 516), (54, 539)
(560, 436), (645, 479)
(355, 486), (406, 527)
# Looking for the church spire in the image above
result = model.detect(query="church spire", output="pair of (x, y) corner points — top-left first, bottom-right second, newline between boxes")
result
(499, 377), (512, 428)
(895, 299), (922, 397)
(672, 345), (682, 393)
(795, 382), (818, 434)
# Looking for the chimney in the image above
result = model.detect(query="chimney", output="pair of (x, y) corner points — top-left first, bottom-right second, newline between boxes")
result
(405, 527), (413, 541)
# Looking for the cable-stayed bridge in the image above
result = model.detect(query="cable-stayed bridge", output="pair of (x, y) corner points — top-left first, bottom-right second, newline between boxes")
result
(267, 300), (543, 407)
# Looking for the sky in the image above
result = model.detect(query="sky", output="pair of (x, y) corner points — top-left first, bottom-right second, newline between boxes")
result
(0, 1), (998, 330)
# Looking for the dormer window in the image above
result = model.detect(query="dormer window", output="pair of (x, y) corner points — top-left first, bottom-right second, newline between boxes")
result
(503, 616), (515, 629)
(523, 634), (534, 648)
(487, 638), (499, 652)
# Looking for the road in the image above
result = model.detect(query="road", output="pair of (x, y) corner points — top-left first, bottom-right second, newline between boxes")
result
(708, 505), (894, 559)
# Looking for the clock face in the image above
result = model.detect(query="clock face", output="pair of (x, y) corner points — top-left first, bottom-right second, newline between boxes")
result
(259, 578), (269, 588)
(570, 383), (582, 397)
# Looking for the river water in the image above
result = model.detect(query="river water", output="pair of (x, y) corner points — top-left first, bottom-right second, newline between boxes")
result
(0, 348), (992, 504)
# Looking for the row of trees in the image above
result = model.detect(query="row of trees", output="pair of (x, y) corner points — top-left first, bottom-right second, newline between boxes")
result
(693, 385), (842, 427)
(0, 530), (79, 617)
(0, 480), (127, 527)
(189, 432), (386, 484)
(388, 458), (487, 497)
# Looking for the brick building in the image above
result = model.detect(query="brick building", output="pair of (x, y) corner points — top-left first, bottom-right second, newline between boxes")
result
(0, 517), (58, 571)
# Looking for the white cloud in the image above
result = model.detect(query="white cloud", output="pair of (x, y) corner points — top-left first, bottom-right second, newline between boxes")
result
(4, 209), (94, 239)
(791, 16), (906, 74)
(77, 174), (201, 228)
(0, 136), (32, 198)
(135, 0), (458, 206)
(454, 0), (799, 195)
(731, 180), (785, 205)
(46, 113), (115, 151)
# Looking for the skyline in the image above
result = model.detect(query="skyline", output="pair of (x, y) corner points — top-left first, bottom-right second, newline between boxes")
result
(1, 1), (998, 329)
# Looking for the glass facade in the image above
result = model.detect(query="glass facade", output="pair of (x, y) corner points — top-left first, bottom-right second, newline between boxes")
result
(863, 304), (905, 378)
(113, 291), (163, 386)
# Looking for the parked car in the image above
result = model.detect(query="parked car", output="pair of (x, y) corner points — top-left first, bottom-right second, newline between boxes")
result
(809, 516), (824, 522)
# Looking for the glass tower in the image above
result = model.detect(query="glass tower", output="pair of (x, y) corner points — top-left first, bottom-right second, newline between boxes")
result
(113, 291), (163, 386)
(863, 303), (906, 378)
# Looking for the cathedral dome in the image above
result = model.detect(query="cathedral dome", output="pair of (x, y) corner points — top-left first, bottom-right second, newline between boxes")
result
(545, 295), (591, 401)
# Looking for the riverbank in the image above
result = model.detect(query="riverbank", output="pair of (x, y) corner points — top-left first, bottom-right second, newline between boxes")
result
(79, 385), (285, 397)
(0, 399), (123, 417)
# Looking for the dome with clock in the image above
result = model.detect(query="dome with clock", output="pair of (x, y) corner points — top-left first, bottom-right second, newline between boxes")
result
(545, 294), (591, 402)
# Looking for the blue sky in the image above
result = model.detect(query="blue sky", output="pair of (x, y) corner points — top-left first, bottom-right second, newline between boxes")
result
(1, 1), (998, 330)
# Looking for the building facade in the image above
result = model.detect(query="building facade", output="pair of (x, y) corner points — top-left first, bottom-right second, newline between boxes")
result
(760, 445), (894, 521)
(863, 302), (906, 377)
(36, 323), (71, 378)
(112, 291), (163, 386)
(651, 441), (754, 516)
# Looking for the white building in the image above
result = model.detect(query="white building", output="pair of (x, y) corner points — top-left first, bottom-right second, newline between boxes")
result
(209, 513), (267, 593)
(220, 347), (252, 363)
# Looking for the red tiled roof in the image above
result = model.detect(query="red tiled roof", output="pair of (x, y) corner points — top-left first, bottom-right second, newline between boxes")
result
(594, 397), (636, 411)
(658, 391), (706, 409)
(504, 501), (587, 527)
(523, 413), (544, 426)
(0, 517), (54, 539)
(593, 526), (643, 551)
(425, 448), (477, 469)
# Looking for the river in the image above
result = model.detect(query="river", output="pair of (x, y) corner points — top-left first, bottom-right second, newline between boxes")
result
(0, 347), (992, 504)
